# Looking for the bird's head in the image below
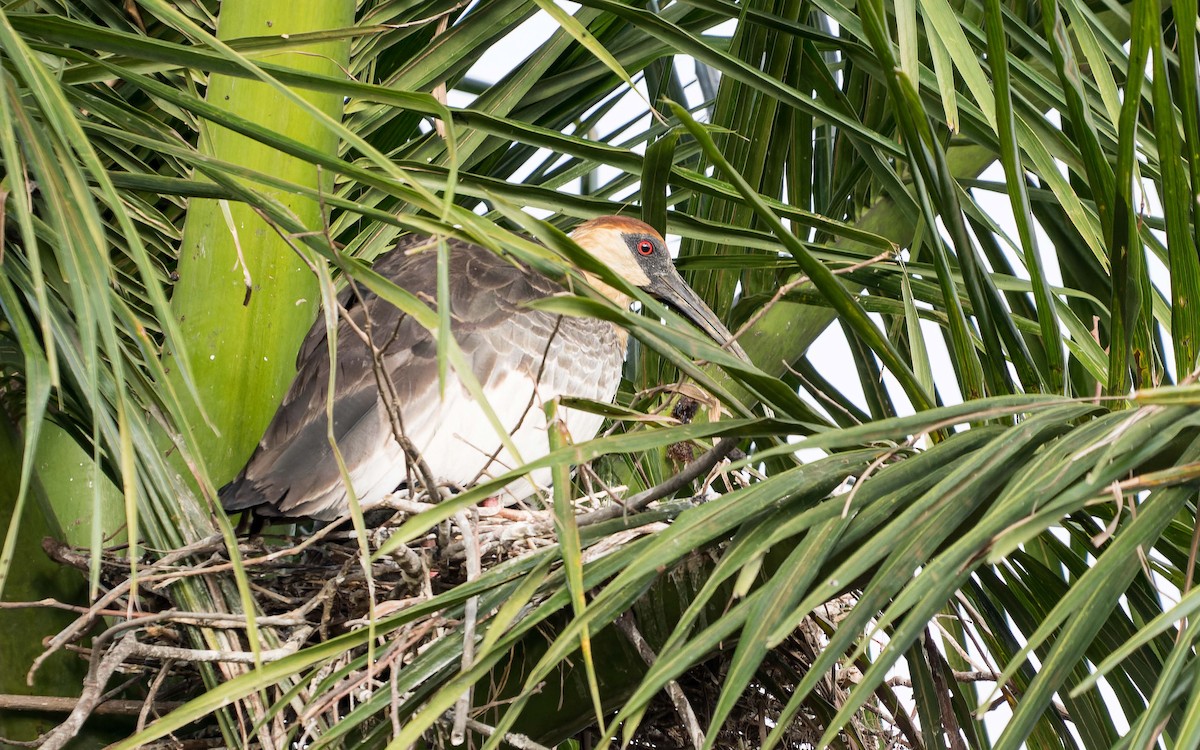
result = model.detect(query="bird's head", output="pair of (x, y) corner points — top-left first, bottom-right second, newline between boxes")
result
(570, 215), (748, 361)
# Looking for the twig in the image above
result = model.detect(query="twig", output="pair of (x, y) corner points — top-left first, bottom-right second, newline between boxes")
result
(123, 741), (225, 750)
(0, 694), (184, 716)
(1184, 498), (1200, 639)
(886, 670), (1001, 687)
(615, 612), (704, 750)
(138, 658), (176, 733)
(30, 576), (139, 684)
(324, 256), (445, 500)
(390, 646), (404, 739)
(39, 537), (129, 576)
(923, 631), (967, 750)
(439, 712), (553, 750)
(728, 250), (893, 348)
(299, 628), (431, 724)
(33, 526), (343, 682)
(452, 508), (482, 745)
(0, 597), (137, 619)
(431, 13), (450, 138)
(38, 632), (140, 750)
(371, 495), (542, 523)
(125, 627), (313, 664)
(839, 435), (920, 518)
(575, 437), (742, 526)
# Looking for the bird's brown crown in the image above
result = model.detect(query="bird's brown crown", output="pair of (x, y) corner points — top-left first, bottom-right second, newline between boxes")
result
(574, 215), (664, 238)
(569, 215), (665, 292)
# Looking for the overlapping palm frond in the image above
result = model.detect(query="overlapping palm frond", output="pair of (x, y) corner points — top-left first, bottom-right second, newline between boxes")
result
(2, 0), (1199, 747)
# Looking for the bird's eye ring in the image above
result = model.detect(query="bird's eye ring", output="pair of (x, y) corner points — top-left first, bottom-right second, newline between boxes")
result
(636, 239), (655, 256)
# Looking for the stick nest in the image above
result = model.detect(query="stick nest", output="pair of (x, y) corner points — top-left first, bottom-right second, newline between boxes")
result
(24, 485), (912, 750)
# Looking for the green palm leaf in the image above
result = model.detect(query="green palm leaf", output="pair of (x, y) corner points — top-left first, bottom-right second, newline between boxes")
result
(3, 0), (1199, 747)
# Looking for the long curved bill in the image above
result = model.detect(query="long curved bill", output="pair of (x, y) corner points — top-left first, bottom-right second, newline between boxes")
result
(647, 271), (750, 363)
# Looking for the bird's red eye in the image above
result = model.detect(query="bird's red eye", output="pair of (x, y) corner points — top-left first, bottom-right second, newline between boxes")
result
(637, 239), (655, 256)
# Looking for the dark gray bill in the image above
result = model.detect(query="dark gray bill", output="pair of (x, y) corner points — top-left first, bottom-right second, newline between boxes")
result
(647, 271), (750, 363)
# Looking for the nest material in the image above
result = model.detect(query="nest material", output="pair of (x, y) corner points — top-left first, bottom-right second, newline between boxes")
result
(26, 480), (911, 750)
(614, 595), (912, 750)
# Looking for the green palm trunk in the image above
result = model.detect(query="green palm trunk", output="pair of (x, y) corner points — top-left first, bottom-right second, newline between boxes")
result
(167, 0), (354, 488)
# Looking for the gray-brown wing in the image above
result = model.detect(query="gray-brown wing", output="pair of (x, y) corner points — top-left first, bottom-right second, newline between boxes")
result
(219, 237), (603, 518)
